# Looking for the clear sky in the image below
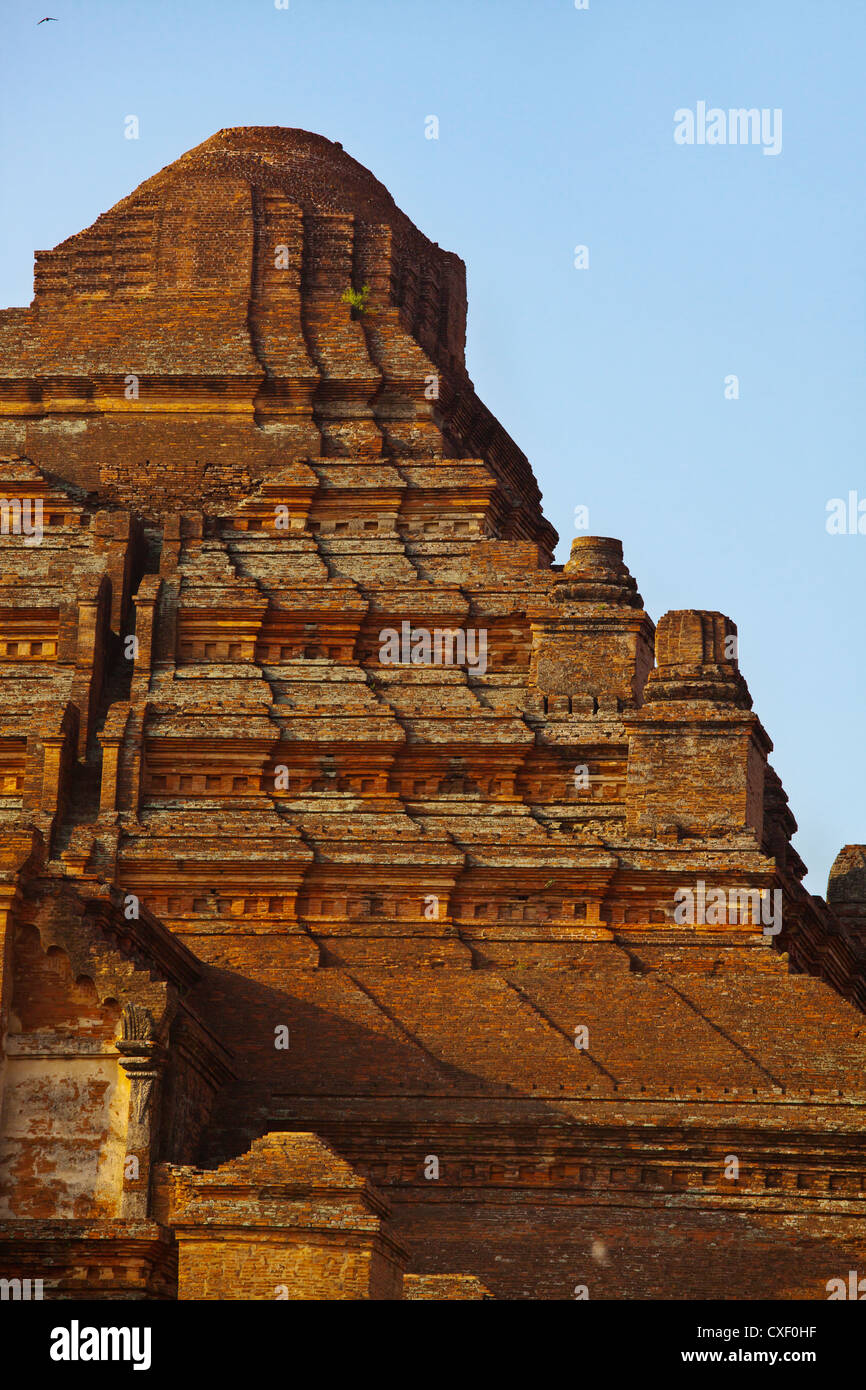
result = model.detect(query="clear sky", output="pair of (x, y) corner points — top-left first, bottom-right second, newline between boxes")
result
(2, 0), (865, 892)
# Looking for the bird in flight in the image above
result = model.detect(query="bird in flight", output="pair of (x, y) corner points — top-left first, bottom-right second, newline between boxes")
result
(37, 16), (59, 22)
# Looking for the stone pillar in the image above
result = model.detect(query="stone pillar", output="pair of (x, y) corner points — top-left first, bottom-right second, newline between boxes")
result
(93, 509), (134, 633)
(39, 735), (66, 816)
(0, 881), (21, 1083)
(116, 1004), (165, 1219)
(0, 832), (38, 1115)
(624, 610), (771, 838)
(98, 705), (130, 814)
(37, 704), (79, 830)
(130, 575), (161, 695)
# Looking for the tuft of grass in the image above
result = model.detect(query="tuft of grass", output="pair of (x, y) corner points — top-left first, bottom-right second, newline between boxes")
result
(341, 283), (371, 315)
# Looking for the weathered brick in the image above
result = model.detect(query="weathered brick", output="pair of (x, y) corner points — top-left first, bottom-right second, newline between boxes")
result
(0, 127), (864, 1302)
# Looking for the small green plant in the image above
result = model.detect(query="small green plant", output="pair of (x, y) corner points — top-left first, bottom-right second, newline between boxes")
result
(341, 283), (371, 316)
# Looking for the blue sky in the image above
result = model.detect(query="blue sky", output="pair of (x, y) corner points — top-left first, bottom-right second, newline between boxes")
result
(2, 0), (865, 891)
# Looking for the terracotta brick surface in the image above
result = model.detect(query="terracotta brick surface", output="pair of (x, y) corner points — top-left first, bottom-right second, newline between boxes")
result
(0, 128), (865, 1300)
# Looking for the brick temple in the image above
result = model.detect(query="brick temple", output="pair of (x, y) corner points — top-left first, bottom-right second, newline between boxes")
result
(0, 127), (865, 1300)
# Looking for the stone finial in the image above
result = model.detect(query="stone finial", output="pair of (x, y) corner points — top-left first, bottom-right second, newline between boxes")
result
(529, 537), (653, 705)
(827, 846), (866, 945)
(643, 610), (751, 707)
(555, 536), (644, 608)
(655, 610), (732, 666)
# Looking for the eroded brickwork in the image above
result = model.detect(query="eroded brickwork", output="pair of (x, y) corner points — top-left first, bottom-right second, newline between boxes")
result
(0, 128), (864, 1300)
(158, 1133), (407, 1300)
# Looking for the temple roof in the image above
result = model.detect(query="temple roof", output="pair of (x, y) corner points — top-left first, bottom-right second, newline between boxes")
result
(0, 128), (555, 553)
